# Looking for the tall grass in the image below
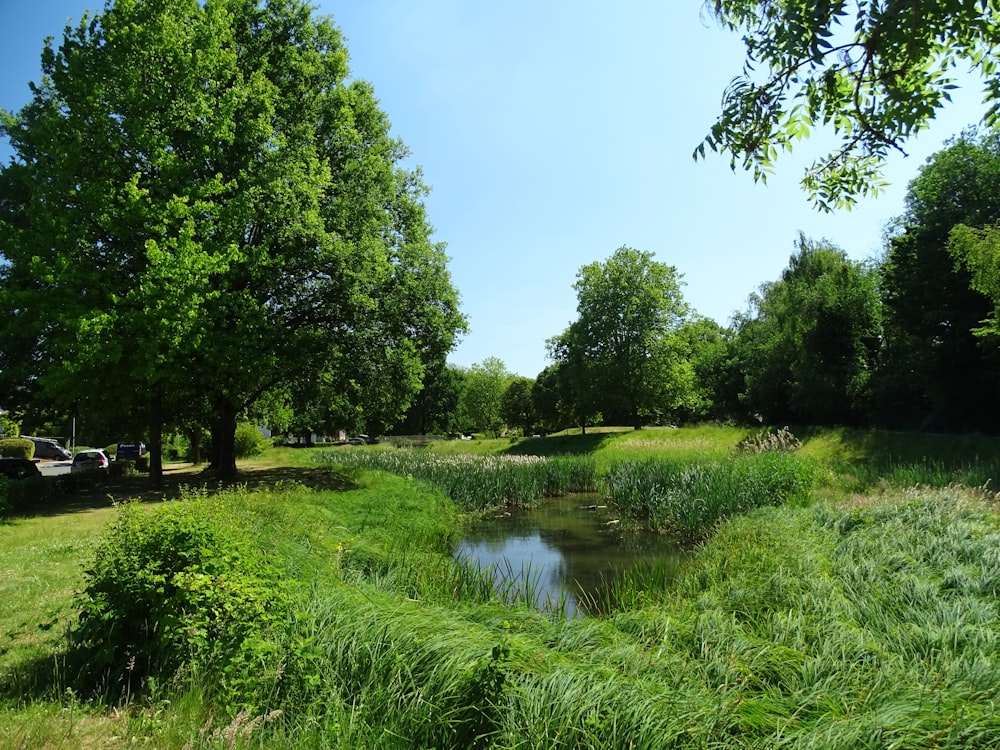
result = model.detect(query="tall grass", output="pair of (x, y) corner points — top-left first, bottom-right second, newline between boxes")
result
(603, 452), (814, 539)
(320, 450), (598, 510)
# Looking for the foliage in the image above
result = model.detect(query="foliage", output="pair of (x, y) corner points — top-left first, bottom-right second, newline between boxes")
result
(949, 222), (1000, 342)
(70, 492), (290, 708)
(0, 438), (33, 459)
(733, 234), (881, 425)
(499, 377), (536, 435)
(673, 316), (737, 422)
(458, 358), (515, 435)
(395, 361), (467, 435)
(548, 246), (691, 430)
(875, 129), (1000, 432)
(0, 0), (465, 482)
(701, 1), (1000, 209)
(0, 410), (19, 441)
(233, 423), (269, 459)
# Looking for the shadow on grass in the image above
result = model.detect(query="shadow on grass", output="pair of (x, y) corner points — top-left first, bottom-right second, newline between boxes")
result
(797, 425), (1000, 468)
(5, 464), (359, 521)
(500, 432), (614, 457)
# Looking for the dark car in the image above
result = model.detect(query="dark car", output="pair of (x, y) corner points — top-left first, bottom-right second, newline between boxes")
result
(115, 442), (146, 461)
(21, 436), (72, 460)
(0, 457), (42, 481)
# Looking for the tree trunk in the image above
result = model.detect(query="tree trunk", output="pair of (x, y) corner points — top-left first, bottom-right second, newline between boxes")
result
(148, 388), (163, 489)
(187, 428), (202, 464)
(212, 400), (239, 481)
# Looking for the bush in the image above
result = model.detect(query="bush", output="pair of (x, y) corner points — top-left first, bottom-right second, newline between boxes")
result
(108, 459), (139, 478)
(0, 438), (34, 459)
(234, 422), (269, 458)
(70, 491), (290, 706)
(5, 475), (58, 513)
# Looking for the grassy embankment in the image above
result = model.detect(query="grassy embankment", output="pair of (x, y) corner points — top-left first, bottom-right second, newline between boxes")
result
(2, 426), (1000, 748)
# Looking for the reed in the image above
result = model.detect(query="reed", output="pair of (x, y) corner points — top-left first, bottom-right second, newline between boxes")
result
(602, 452), (814, 539)
(320, 450), (598, 510)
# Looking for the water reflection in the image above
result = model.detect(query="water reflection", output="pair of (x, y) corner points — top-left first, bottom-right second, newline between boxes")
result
(454, 493), (688, 617)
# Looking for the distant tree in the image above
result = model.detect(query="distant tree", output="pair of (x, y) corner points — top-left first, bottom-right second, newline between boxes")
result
(701, 1), (1000, 209)
(550, 246), (690, 429)
(500, 377), (536, 435)
(395, 362), (467, 435)
(734, 235), (881, 425)
(459, 358), (513, 435)
(674, 316), (735, 422)
(544, 328), (603, 434)
(875, 130), (1000, 432)
(530, 366), (565, 434)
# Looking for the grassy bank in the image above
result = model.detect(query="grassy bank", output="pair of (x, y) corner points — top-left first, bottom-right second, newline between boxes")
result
(2, 426), (999, 747)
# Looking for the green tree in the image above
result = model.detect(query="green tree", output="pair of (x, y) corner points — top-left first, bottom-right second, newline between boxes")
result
(875, 130), (1000, 431)
(734, 234), (881, 425)
(950, 223), (1000, 342)
(458, 358), (513, 435)
(701, 1), (1000, 209)
(530, 366), (566, 434)
(674, 316), (736, 422)
(394, 361), (467, 436)
(0, 0), (465, 480)
(500, 377), (536, 435)
(550, 246), (690, 430)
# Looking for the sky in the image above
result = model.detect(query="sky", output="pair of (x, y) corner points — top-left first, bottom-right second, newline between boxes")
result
(0, 1), (990, 377)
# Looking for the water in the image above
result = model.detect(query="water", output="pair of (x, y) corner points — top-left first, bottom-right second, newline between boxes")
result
(454, 493), (688, 617)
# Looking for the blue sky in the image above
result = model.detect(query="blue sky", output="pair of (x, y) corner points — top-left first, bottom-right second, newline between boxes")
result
(0, 1), (988, 377)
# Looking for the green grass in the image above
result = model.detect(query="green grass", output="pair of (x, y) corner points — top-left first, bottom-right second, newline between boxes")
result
(3, 425), (1000, 747)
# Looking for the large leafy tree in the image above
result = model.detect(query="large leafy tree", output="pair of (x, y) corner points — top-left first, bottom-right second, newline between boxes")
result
(550, 247), (690, 429)
(734, 235), (881, 425)
(458, 357), (513, 435)
(0, 0), (464, 480)
(875, 130), (1000, 431)
(393, 361), (467, 436)
(701, 1), (1000, 209)
(674, 316), (736, 422)
(499, 377), (537, 435)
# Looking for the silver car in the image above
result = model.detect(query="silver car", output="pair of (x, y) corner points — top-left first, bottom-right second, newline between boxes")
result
(71, 449), (110, 474)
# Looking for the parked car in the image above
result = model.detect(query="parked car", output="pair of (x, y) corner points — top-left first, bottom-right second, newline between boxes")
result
(0, 457), (42, 480)
(71, 449), (110, 474)
(20, 436), (72, 460)
(347, 436), (366, 445)
(115, 442), (146, 461)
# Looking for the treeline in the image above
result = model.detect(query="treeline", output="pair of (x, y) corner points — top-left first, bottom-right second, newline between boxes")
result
(398, 130), (1000, 437)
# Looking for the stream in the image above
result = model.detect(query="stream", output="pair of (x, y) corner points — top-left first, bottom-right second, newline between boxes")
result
(454, 493), (689, 617)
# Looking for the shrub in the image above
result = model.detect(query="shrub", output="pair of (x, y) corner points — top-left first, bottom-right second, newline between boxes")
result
(0, 438), (34, 459)
(70, 492), (290, 706)
(108, 459), (139, 478)
(5, 475), (58, 513)
(234, 422), (269, 458)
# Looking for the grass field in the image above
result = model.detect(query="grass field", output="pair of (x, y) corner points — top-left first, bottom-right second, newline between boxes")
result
(1, 425), (999, 748)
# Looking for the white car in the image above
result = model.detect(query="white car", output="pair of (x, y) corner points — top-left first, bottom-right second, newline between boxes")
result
(71, 449), (110, 473)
